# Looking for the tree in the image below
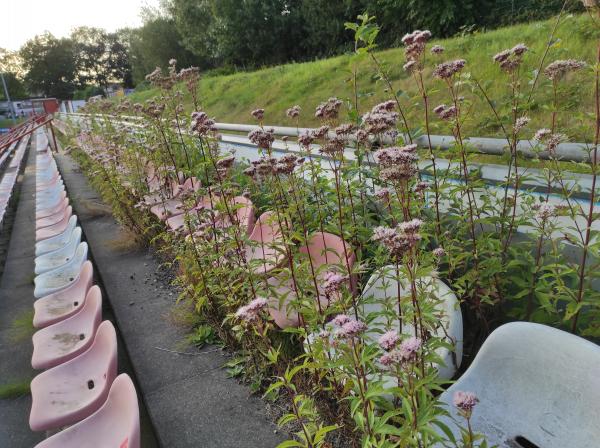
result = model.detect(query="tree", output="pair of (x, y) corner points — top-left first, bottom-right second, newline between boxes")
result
(0, 48), (28, 100)
(20, 33), (78, 99)
(128, 15), (198, 84)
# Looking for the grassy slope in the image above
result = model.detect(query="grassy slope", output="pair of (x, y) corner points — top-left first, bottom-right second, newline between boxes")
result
(128, 14), (598, 142)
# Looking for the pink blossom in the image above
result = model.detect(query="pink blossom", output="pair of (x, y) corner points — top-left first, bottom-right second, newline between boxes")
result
(453, 390), (479, 413)
(378, 330), (399, 351)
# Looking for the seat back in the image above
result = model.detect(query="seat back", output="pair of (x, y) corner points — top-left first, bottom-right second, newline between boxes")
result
(300, 232), (352, 270)
(250, 211), (282, 242)
(438, 322), (600, 447)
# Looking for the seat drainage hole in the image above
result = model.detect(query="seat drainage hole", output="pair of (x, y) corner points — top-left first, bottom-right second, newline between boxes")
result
(87, 380), (94, 390)
(79, 333), (85, 340)
(514, 436), (540, 448)
(69, 277), (74, 281)
(73, 301), (78, 306)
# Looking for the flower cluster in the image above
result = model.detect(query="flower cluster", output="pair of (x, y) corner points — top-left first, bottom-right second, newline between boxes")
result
(374, 144), (419, 182)
(248, 128), (275, 149)
(286, 105), (301, 119)
(379, 337), (422, 366)
(433, 59), (466, 80)
(251, 108), (265, 120)
(493, 43), (528, 72)
(430, 45), (444, 55)
(331, 314), (367, 339)
(275, 154), (305, 175)
(433, 104), (457, 121)
(378, 330), (399, 351)
(514, 116), (530, 134)
(362, 101), (399, 135)
(372, 219), (423, 259)
(315, 97), (343, 120)
(402, 30), (431, 67)
(322, 271), (347, 298)
(235, 297), (268, 323)
(532, 203), (556, 222)
(453, 390), (479, 415)
(190, 111), (217, 136)
(535, 129), (565, 156)
(544, 59), (586, 81)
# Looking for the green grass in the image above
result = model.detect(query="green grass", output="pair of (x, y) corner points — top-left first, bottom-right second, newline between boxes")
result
(126, 13), (599, 142)
(0, 118), (24, 129)
(0, 380), (31, 399)
(9, 310), (35, 343)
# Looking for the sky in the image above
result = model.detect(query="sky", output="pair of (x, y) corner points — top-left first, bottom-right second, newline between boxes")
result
(1, 0), (160, 51)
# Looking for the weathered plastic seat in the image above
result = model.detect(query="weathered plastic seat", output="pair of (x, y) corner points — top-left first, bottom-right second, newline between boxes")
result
(35, 216), (77, 256)
(31, 286), (102, 369)
(36, 190), (67, 213)
(34, 228), (82, 275)
(36, 197), (69, 221)
(36, 176), (63, 192)
(150, 198), (185, 221)
(267, 232), (355, 328)
(33, 261), (94, 328)
(37, 184), (65, 202)
(34, 242), (88, 298)
(245, 211), (285, 275)
(33, 374), (140, 448)
(215, 196), (255, 235)
(36, 205), (72, 230)
(436, 322), (600, 448)
(165, 196), (214, 233)
(36, 210), (75, 242)
(29, 320), (117, 432)
(360, 267), (463, 380)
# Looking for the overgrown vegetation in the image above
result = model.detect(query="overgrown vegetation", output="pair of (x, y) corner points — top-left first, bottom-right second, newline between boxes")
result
(60, 4), (600, 446)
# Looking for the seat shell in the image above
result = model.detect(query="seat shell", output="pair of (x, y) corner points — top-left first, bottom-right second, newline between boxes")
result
(36, 211), (75, 242)
(34, 227), (82, 275)
(360, 267), (463, 380)
(31, 286), (102, 369)
(34, 242), (88, 298)
(36, 205), (72, 230)
(35, 216), (77, 257)
(33, 374), (140, 448)
(436, 322), (600, 448)
(34, 261), (94, 328)
(245, 211), (285, 275)
(29, 320), (118, 432)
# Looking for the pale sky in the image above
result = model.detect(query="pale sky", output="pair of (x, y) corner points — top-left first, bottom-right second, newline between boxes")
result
(2, 0), (160, 51)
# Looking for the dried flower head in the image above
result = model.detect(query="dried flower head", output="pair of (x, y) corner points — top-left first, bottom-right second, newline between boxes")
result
(315, 97), (343, 120)
(190, 111), (217, 136)
(433, 59), (466, 80)
(286, 105), (301, 119)
(402, 29), (432, 63)
(430, 45), (444, 55)
(248, 128), (275, 149)
(372, 219), (422, 259)
(493, 44), (528, 72)
(251, 108), (265, 120)
(544, 60), (586, 81)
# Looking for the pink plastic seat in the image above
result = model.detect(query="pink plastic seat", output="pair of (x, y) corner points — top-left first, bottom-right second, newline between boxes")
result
(29, 320), (118, 432)
(267, 232), (355, 329)
(215, 196), (255, 235)
(150, 198), (185, 221)
(31, 286), (102, 369)
(36, 197), (69, 221)
(36, 190), (67, 215)
(33, 261), (94, 329)
(33, 374), (140, 448)
(165, 196), (214, 233)
(36, 210), (74, 242)
(245, 211), (286, 275)
(36, 205), (72, 230)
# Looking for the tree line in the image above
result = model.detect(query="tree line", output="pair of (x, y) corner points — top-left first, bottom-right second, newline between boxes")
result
(0, 0), (580, 100)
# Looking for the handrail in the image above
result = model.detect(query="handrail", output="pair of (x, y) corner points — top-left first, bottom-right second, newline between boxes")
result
(61, 112), (594, 162)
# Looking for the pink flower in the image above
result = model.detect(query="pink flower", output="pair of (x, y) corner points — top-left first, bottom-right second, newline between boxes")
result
(378, 330), (399, 351)
(433, 247), (445, 258)
(544, 59), (586, 81)
(430, 45), (444, 54)
(453, 390), (479, 414)
(433, 59), (466, 79)
(322, 271), (347, 297)
(235, 297), (268, 322)
(398, 337), (421, 363)
(251, 108), (265, 120)
(335, 319), (367, 339)
(332, 314), (351, 327)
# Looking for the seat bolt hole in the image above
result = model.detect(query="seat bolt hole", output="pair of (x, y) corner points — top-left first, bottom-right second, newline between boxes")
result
(73, 301), (78, 306)
(87, 380), (94, 390)
(79, 333), (85, 340)
(69, 277), (74, 281)
(514, 436), (540, 448)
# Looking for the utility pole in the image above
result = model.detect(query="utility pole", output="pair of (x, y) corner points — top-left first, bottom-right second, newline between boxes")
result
(0, 72), (17, 124)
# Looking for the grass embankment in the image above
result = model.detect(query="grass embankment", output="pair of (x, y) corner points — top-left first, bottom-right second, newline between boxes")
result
(128, 13), (598, 144)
